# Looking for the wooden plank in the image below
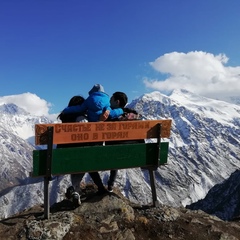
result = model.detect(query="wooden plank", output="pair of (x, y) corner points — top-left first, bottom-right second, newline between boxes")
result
(32, 142), (169, 177)
(35, 119), (172, 145)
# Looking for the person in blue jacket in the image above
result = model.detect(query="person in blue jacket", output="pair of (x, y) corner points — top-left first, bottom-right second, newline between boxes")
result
(61, 84), (127, 195)
(61, 84), (124, 122)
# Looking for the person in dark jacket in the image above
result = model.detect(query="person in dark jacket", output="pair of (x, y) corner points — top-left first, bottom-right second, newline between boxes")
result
(90, 91), (131, 194)
(105, 92), (129, 191)
(57, 95), (87, 207)
(105, 99), (143, 192)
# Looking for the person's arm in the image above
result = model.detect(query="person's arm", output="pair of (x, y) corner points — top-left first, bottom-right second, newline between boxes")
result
(63, 101), (87, 114)
(99, 110), (110, 121)
(108, 107), (124, 119)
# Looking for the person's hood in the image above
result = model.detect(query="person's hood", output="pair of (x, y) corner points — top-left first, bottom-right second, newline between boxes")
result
(88, 84), (105, 95)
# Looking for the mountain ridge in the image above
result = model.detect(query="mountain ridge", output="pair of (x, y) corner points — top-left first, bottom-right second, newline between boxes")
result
(0, 90), (240, 221)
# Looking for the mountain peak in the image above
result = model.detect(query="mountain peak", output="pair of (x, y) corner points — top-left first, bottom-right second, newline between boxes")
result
(0, 103), (28, 115)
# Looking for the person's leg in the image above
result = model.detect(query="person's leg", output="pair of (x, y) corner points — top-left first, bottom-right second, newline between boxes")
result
(65, 173), (84, 207)
(89, 172), (107, 194)
(107, 170), (118, 191)
(71, 173), (85, 194)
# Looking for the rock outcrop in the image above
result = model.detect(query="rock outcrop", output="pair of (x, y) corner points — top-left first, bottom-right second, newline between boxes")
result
(1, 186), (240, 240)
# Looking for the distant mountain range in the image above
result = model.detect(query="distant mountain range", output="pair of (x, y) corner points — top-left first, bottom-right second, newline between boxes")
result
(0, 89), (240, 220)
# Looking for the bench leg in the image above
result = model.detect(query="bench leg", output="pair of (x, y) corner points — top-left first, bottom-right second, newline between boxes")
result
(44, 177), (50, 219)
(149, 169), (158, 207)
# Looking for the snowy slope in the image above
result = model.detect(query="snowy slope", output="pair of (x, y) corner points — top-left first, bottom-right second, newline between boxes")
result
(187, 169), (240, 221)
(0, 104), (52, 193)
(127, 89), (240, 206)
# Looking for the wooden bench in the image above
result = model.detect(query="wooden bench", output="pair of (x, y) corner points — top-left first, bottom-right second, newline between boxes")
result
(32, 119), (172, 219)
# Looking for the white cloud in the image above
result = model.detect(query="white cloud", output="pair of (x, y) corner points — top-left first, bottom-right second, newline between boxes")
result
(0, 92), (56, 119)
(144, 51), (240, 101)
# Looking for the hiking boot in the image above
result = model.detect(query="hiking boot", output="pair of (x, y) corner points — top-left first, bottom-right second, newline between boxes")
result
(96, 187), (108, 195)
(65, 186), (75, 199)
(71, 192), (81, 207)
(107, 185), (113, 192)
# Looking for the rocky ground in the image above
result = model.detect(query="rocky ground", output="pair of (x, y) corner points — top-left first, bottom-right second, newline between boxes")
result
(0, 185), (240, 240)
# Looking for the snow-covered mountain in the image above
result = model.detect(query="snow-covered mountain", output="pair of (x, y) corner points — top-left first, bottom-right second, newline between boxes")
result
(0, 104), (51, 195)
(187, 169), (240, 221)
(0, 103), (51, 144)
(127, 90), (240, 206)
(0, 90), (240, 220)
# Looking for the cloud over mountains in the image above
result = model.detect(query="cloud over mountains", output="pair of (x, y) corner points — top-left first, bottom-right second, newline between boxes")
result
(144, 51), (240, 103)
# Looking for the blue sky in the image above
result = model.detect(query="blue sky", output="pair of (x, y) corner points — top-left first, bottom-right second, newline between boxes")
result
(1, 0), (240, 116)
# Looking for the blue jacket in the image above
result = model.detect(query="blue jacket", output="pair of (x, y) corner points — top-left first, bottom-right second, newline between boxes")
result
(62, 92), (123, 122)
